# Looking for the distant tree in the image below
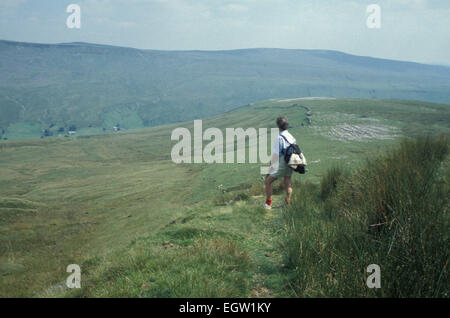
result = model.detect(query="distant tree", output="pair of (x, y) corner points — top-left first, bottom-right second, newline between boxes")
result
(58, 127), (65, 133)
(69, 124), (77, 131)
(43, 129), (53, 137)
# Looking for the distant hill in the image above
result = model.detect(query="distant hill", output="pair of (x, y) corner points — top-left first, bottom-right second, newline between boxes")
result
(1, 40), (450, 139)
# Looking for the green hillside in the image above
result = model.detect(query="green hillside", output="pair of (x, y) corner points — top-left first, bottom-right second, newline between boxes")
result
(1, 40), (450, 140)
(0, 98), (449, 297)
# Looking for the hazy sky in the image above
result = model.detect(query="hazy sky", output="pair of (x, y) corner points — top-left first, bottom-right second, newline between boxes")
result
(1, 0), (449, 65)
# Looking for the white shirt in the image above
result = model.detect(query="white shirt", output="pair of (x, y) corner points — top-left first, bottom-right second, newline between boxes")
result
(272, 130), (296, 156)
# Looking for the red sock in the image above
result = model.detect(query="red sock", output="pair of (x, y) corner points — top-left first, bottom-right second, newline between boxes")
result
(266, 198), (272, 206)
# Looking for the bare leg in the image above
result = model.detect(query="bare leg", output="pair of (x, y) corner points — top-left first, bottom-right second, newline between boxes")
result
(283, 176), (292, 203)
(265, 176), (277, 202)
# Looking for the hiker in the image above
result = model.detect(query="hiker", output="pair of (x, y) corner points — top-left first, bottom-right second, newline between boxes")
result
(263, 116), (296, 209)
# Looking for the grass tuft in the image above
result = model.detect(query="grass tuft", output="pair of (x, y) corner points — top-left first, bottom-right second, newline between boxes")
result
(280, 137), (449, 297)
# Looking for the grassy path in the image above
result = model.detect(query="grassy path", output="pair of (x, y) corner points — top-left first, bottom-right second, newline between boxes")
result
(54, 194), (291, 297)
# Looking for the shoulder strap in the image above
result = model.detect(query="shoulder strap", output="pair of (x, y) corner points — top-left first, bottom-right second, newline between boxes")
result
(280, 134), (302, 154)
(280, 134), (292, 145)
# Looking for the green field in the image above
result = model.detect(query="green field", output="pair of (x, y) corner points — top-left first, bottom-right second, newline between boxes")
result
(0, 98), (449, 297)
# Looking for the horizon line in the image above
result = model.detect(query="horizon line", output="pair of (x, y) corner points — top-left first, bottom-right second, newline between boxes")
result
(1, 38), (449, 68)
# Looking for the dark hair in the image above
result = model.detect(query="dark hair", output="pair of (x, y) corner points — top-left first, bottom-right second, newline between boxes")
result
(276, 116), (288, 131)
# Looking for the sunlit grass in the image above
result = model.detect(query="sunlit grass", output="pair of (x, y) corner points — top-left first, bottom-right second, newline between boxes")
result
(1, 99), (448, 297)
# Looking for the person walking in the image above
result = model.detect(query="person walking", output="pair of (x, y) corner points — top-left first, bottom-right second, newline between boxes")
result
(263, 116), (296, 209)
